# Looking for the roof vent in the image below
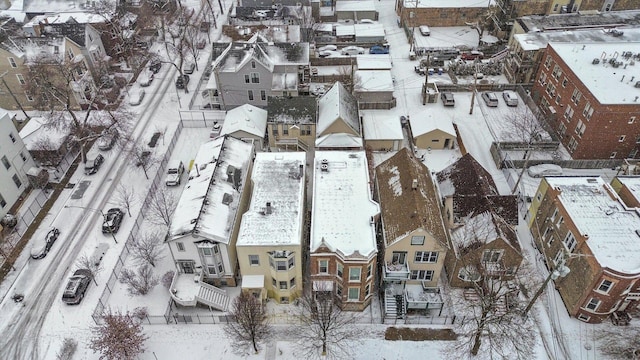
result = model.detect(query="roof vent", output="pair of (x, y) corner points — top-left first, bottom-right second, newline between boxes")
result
(320, 163), (329, 172)
(605, 209), (614, 215)
(321, 158), (329, 165)
(592, 58), (600, 65)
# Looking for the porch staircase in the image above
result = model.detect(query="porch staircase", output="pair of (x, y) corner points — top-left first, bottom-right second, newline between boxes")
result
(195, 282), (230, 311)
(384, 290), (405, 321)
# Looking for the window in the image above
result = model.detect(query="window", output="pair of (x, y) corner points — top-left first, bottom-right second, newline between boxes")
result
(248, 90), (254, 101)
(282, 127), (288, 135)
(539, 72), (547, 85)
(272, 126), (278, 136)
(249, 255), (259, 266)
(0, 193), (5, 208)
(251, 61), (256, 68)
(16, 74), (25, 85)
(562, 77), (568, 87)
(558, 123), (567, 136)
(269, 257), (275, 269)
(415, 251), (438, 263)
(555, 94), (561, 105)
(585, 297), (600, 311)
(272, 278), (277, 287)
(8, 57), (16, 68)
(366, 264), (372, 278)
(349, 267), (361, 282)
(568, 137), (578, 152)
(337, 263), (343, 277)
(391, 252), (406, 265)
(365, 283), (370, 296)
(260, 90), (266, 101)
(301, 125), (311, 136)
(563, 106), (574, 121)
(551, 208), (558, 221)
(12, 174), (22, 188)
(536, 192), (542, 202)
(9, 133), (15, 143)
(67, 49), (74, 60)
(202, 247), (213, 256)
(280, 296), (289, 303)
(553, 249), (565, 266)
(630, 116), (636, 124)
(482, 250), (503, 263)
(176, 242), (185, 251)
(598, 279), (614, 293)
(583, 103), (593, 120)
(410, 270), (434, 281)
(19, 152), (26, 162)
(552, 65), (562, 80)
(575, 120), (586, 137)
(544, 55), (552, 69)
(290, 277), (296, 288)
(207, 265), (217, 274)
(571, 88), (582, 104)
(610, 152), (617, 159)
(25, 92), (34, 102)
(276, 260), (287, 271)
(411, 236), (425, 245)
(244, 74), (250, 83)
(578, 314), (590, 322)
(619, 135), (626, 142)
(288, 256), (294, 269)
(251, 73), (260, 83)
(563, 232), (577, 252)
(553, 3), (559, 11)
(336, 283), (343, 296)
(1, 156), (10, 169)
(347, 287), (359, 301)
(279, 281), (287, 290)
(318, 260), (328, 274)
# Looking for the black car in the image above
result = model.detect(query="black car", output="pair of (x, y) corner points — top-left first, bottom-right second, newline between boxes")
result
(149, 60), (162, 74)
(84, 154), (105, 175)
(31, 228), (60, 259)
(176, 74), (190, 89)
(62, 269), (92, 305)
(102, 208), (124, 234)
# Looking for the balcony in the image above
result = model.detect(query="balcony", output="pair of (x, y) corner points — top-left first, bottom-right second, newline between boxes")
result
(384, 261), (410, 280)
(274, 137), (309, 151)
(169, 272), (229, 311)
(405, 284), (444, 310)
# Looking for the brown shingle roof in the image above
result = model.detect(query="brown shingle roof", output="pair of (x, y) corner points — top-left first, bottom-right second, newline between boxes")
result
(375, 148), (447, 247)
(436, 153), (498, 197)
(452, 195), (518, 226)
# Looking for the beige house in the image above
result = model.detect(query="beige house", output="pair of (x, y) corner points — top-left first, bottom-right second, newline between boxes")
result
(220, 104), (267, 151)
(410, 108), (456, 150)
(316, 81), (363, 150)
(362, 111), (403, 151)
(236, 152), (306, 304)
(266, 96), (317, 151)
(374, 148), (448, 321)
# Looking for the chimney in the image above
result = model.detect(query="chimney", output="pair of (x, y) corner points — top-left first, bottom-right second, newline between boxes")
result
(266, 202), (272, 214)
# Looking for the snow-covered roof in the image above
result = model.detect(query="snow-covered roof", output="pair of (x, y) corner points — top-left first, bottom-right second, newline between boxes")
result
(402, 0), (492, 8)
(221, 104), (267, 138)
(317, 81), (360, 135)
(217, 42), (309, 73)
(266, 96), (317, 125)
(549, 42), (640, 105)
(19, 117), (69, 150)
(354, 23), (385, 38)
(315, 133), (363, 148)
(236, 152), (306, 247)
(361, 111), (403, 141)
(409, 108), (455, 137)
(168, 136), (254, 244)
(516, 11), (640, 34)
(335, 0), (376, 12)
(357, 55), (392, 70)
(546, 176), (640, 274)
(335, 25), (355, 37)
(355, 70), (394, 92)
(514, 28), (640, 52)
(310, 151), (380, 258)
(615, 176), (640, 204)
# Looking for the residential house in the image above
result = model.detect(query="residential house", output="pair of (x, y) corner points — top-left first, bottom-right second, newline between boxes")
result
(353, 70), (396, 110)
(410, 108), (456, 150)
(374, 148), (448, 321)
(219, 104), (267, 151)
(266, 96), (317, 151)
(361, 111), (402, 151)
(166, 136), (254, 311)
(436, 154), (521, 288)
(236, 152), (306, 304)
(310, 151), (380, 311)
(0, 110), (35, 219)
(315, 81), (363, 150)
(212, 41), (311, 110)
(531, 42), (640, 159)
(19, 117), (72, 166)
(527, 176), (640, 323)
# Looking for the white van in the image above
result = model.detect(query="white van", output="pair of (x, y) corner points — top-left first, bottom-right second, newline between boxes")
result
(503, 90), (519, 107)
(482, 92), (499, 107)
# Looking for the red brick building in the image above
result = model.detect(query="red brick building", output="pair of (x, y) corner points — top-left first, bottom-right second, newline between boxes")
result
(532, 42), (640, 160)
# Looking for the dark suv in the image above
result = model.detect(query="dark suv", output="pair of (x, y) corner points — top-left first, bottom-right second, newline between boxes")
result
(62, 269), (92, 305)
(176, 74), (190, 89)
(102, 208), (124, 234)
(84, 154), (105, 175)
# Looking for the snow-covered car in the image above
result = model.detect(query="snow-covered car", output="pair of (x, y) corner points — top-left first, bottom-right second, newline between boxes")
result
(98, 129), (118, 151)
(318, 45), (337, 52)
(129, 89), (145, 106)
(0, 213), (17, 228)
(165, 160), (185, 186)
(183, 62), (196, 75)
(318, 50), (333, 58)
(527, 164), (563, 178)
(419, 25), (430, 36)
(341, 46), (365, 55)
(62, 269), (92, 305)
(176, 74), (190, 89)
(31, 228), (60, 259)
(138, 69), (154, 87)
(209, 122), (222, 138)
(503, 90), (519, 107)
(102, 208), (124, 234)
(84, 154), (104, 175)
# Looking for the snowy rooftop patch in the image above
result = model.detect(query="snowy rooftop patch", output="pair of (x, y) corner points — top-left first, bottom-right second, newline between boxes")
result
(221, 104), (267, 138)
(311, 151), (380, 258)
(354, 23), (385, 38)
(615, 176), (640, 204)
(266, 96), (317, 125)
(514, 27), (640, 52)
(315, 133), (363, 148)
(355, 70), (394, 92)
(317, 81), (360, 135)
(357, 55), (392, 70)
(335, 0), (376, 12)
(546, 176), (640, 274)
(168, 136), (254, 244)
(550, 42), (640, 105)
(19, 117), (69, 149)
(236, 152), (306, 246)
(451, 211), (499, 251)
(409, 107), (455, 137)
(403, 0), (492, 8)
(361, 111), (403, 141)
(271, 72), (298, 90)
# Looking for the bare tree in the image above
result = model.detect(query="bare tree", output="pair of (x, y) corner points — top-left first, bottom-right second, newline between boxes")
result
(130, 231), (165, 267)
(113, 183), (137, 217)
(292, 283), (360, 359)
(89, 309), (148, 360)
(596, 326), (640, 359)
(119, 265), (159, 295)
(224, 291), (271, 354)
(157, 6), (200, 82)
(129, 142), (157, 180)
(76, 253), (104, 286)
(502, 107), (547, 160)
(144, 187), (177, 227)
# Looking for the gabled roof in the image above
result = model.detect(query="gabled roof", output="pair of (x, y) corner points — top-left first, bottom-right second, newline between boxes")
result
(409, 107), (456, 137)
(168, 136), (254, 243)
(315, 133), (363, 148)
(452, 195), (518, 226)
(267, 96), (317, 125)
(375, 148), (447, 247)
(221, 104), (267, 138)
(450, 211), (520, 257)
(39, 22), (88, 47)
(19, 116), (69, 150)
(216, 41), (309, 73)
(317, 81), (360, 135)
(436, 153), (498, 198)
(361, 111), (403, 141)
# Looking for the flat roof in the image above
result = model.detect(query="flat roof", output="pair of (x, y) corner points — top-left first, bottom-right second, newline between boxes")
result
(335, 0), (376, 12)
(550, 42), (640, 105)
(546, 176), (640, 274)
(357, 55), (392, 70)
(361, 111), (403, 141)
(310, 151), (380, 258)
(236, 152), (306, 246)
(615, 176), (640, 204)
(517, 10), (640, 33)
(514, 27), (640, 52)
(355, 70), (394, 92)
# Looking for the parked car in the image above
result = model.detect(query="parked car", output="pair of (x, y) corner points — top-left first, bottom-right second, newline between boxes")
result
(138, 68), (154, 87)
(165, 160), (185, 186)
(369, 45), (389, 54)
(441, 92), (455, 106)
(318, 50), (333, 58)
(419, 25), (431, 36)
(62, 269), (92, 305)
(209, 122), (222, 138)
(183, 62), (196, 75)
(318, 45), (337, 52)
(84, 154), (105, 175)
(129, 89), (146, 106)
(97, 129), (118, 151)
(149, 60), (162, 74)
(359, 19), (375, 24)
(527, 164), (563, 178)
(0, 214), (17, 228)
(31, 228), (60, 259)
(102, 208), (124, 234)
(461, 51), (484, 61)
(176, 74), (190, 89)
(196, 39), (206, 49)
(481, 92), (499, 107)
(341, 46), (365, 55)
(502, 90), (519, 107)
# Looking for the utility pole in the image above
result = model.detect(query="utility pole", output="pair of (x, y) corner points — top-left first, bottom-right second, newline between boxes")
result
(422, 54), (430, 105)
(469, 61), (478, 115)
(522, 255), (571, 318)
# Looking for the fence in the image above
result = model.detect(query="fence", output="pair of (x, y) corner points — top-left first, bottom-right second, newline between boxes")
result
(179, 110), (225, 128)
(403, 314), (463, 325)
(92, 120), (185, 324)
